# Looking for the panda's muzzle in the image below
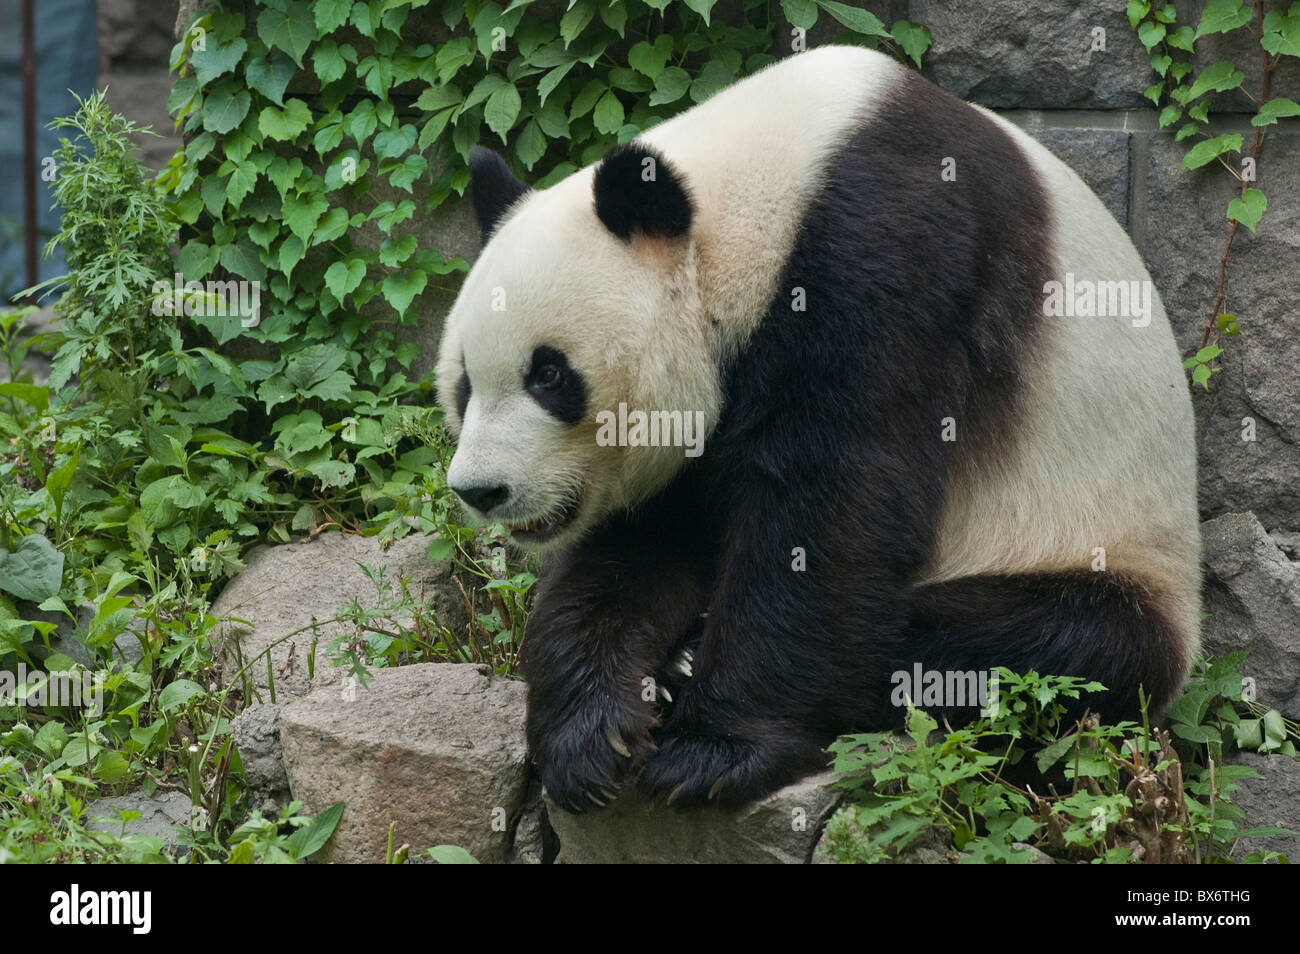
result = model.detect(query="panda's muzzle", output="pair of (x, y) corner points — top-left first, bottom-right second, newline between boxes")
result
(507, 496), (581, 544)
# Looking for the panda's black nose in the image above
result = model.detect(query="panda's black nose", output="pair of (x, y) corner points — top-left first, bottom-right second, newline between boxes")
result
(452, 483), (510, 514)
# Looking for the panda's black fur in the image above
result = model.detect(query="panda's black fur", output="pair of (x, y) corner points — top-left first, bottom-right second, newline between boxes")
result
(449, 55), (1197, 811)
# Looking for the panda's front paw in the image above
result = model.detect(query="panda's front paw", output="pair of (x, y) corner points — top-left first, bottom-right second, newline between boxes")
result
(637, 726), (820, 809)
(530, 703), (654, 814)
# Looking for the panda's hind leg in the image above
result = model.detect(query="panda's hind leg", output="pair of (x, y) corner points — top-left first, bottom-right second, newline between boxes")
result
(892, 569), (1192, 727)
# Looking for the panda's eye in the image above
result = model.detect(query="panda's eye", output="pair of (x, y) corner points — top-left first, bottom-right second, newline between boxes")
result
(536, 364), (563, 389)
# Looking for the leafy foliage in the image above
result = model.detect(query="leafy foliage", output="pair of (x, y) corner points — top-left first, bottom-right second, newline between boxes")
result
(1129, 0), (1298, 386)
(819, 659), (1297, 864)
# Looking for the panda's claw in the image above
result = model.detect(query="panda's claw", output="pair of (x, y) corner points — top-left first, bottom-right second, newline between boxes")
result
(658, 684), (673, 703)
(707, 776), (727, 801)
(601, 787), (618, 801)
(588, 791), (606, 808)
(665, 783), (687, 807)
(674, 658), (693, 678)
(606, 727), (632, 758)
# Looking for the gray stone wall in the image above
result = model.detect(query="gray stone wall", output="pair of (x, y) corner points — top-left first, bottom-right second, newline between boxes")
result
(99, 0), (180, 169)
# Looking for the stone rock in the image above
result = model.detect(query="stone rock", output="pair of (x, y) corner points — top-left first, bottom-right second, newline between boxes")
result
(231, 702), (290, 814)
(1141, 131), (1300, 529)
(86, 790), (192, 853)
(102, 73), (183, 173)
(209, 530), (467, 700)
(547, 771), (842, 864)
(1224, 751), (1300, 861)
(19, 598), (145, 669)
(1030, 128), (1131, 228)
(509, 779), (549, 864)
(98, 0), (179, 73)
(1200, 513), (1300, 716)
(912, 0), (1152, 108)
(279, 662), (529, 864)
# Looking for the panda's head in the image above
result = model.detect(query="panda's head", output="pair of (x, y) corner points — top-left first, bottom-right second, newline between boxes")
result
(436, 144), (720, 551)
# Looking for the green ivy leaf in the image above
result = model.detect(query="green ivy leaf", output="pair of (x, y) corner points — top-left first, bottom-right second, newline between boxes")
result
(257, 1), (316, 67)
(267, 156), (306, 198)
(890, 21), (933, 67)
(1180, 133), (1242, 169)
(283, 192), (329, 243)
(178, 240), (219, 281)
(385, 154), (428, 191)
(278, 234), (306, 278)
(1150, 54), (1172, 77)
(560, 0), (595, 47)
(314, 0), (353, 33)
(324, 259), (367, 301)
(1196, 345), (1224, 363)
(599, 0), (628, 36)
(1226, 187), (1266, 233)
(228, 160), (258, 211)
(312, 206), (351, 245)
(374, 123), (418, 159)
(592, 90), (625, 134)
(248, 219), (280, 250)
(1166, 26), (1195, 51)
(260, 99), (314, 141)
(382, 270), (429, 316)
(1252, 96), (1300, 125)
(538, 60), (576, 105)
(190, 35), (247, 86)
(682, 0), (718, 27)
(648, 67), (690, 107)
(246, 50), (296, 107)
(1126, 0), (1150, 29)
(1196, 0), (1253, 38)
(628, 35), (675, 80)
(1158, 104), (1183, 128)
(378, 234), (418, 267)
(515, 117), (547, 169)
(1186, 61), (1245, 101)
(781, 0), (818, 31)
(1174, 122), (1200, 141)
(203, 83), (251, 134)
(1137, 21), (1166, 50)
(819, 1), (886, 36)
(1262, 8), (1300, 57)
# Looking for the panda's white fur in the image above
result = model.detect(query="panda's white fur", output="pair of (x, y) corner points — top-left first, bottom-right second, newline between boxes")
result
(919, 110), (1202, 662)
(436, 46), (1202, 808)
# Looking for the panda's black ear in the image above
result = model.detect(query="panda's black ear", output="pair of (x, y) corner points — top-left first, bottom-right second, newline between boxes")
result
(468, 146), (529, 241)
(593, 144), (693, 242)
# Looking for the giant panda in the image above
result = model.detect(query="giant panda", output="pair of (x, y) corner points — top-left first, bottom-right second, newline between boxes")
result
(435, 45), (1201, 811)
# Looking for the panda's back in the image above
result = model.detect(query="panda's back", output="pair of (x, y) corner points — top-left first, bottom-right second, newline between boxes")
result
(637, 46), (1199, 651)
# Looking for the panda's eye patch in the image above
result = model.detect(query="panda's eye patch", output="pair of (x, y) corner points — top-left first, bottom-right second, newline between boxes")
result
(526, 346), (587, 424)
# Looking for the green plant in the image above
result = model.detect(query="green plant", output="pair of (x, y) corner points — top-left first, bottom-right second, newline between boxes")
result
(819, 660), (1296, 864)
(1129, 0), (1298, 388)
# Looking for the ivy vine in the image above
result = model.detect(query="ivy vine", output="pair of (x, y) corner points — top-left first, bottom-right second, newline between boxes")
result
(1130, 0), (1299, 389)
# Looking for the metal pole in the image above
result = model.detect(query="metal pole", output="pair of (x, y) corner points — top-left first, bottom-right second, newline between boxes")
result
(21, 0), (38, 297)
